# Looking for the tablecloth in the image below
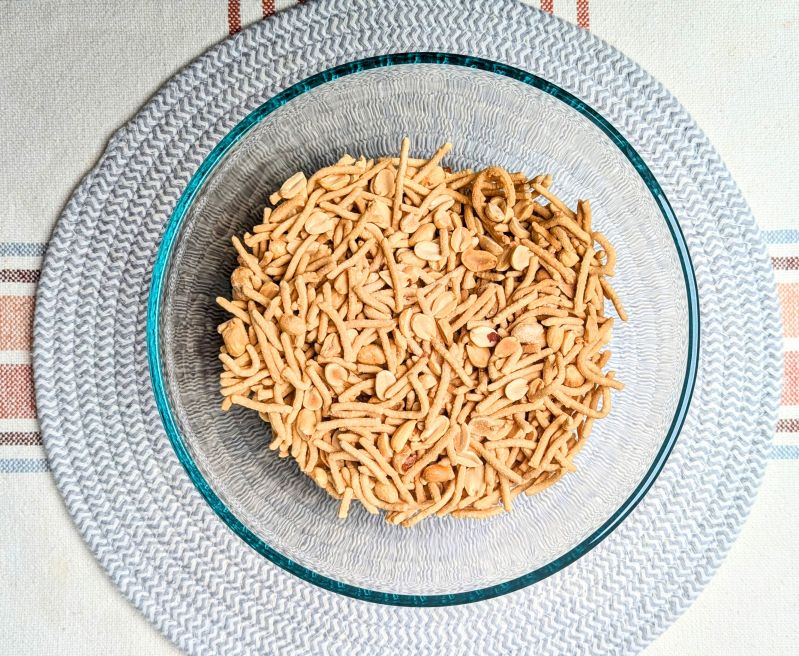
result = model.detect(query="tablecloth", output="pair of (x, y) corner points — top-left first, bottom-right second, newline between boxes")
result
(0, 1), (796, 654)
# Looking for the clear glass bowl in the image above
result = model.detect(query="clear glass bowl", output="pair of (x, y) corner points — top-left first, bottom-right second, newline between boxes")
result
(148, 53), (699, 605)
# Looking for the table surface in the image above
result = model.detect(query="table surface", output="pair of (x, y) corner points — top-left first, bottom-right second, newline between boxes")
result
(1, 1), (797, 654)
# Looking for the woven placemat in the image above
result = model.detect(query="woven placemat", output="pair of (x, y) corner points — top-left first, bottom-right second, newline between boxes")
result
(34, 1), (781, 654)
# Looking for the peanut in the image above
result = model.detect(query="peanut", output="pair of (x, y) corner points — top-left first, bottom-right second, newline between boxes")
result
(454, 424), (471, 454)
(420, 416), (449, 442)
(374, 481), (399, 504)
(426, 165), (446, 186)
(390, 420), (416, 452)
(279, 171), (307, 199)
(303, 387), (323, 411)
(400, 213), (421, 233)
(514, 198), (534, 221)
(468, 416), (506, 437)
(464, 467), (483, 496)
(504, 379), (528, 401)
(279, 314), (305, 336)
(431, 291), (457, 318)
(413, 240), (441, 261)
(461, 248), (498, 272)
(433, 207), (453, 230)
(393, 449), (419, 474)
(494, 336), (521, 359)
(428, 194), (453, 211)
(409, 223), (436, 246)
(564, 364), (585, 387)
(450, 226), (473, 253)
(324, 363), (348, 389)
(485, 203), (506, 223)
(422, 463), (455, 483)
(319, 173), (349, 190)
(509, 244), (532, 271)
(297, 408), (317, 436)
(371, 168), (395, 197)
(375, 370), (396, 400)
(511, 321), (545, 348)
(411, 313), (437, 341)
(368, 200), (392, 228)
(220, 318), (248, 357)
(546, 325), (565, 351)
(469, 325), (501, 348)
(419, 373), (437, 390)
(466, 344), (491, 367)
(559, 250), (580, 268)
(305, 211), (335, 235)
(357, 343), (386, 365)
(230, 267), (254, 300)
(312, 467), (328, 488)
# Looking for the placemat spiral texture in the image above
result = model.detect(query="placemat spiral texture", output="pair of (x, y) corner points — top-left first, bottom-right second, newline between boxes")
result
(33, 0), (781, 654)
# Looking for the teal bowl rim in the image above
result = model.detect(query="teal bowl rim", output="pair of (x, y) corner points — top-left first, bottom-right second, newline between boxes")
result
(147, 52), (700, 607)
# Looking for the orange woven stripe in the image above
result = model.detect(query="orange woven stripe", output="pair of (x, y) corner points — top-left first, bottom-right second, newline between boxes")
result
(228, 0), (241, 34)
(0, 296), (33, 350)
(0, 365), (36, 418)
(783, 352), (799, 405)
(576, 0), (590, 29)
(777, 283), (799, 337)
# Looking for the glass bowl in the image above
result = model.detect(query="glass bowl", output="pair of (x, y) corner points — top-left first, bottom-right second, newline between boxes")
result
(148, 53), (699, 606)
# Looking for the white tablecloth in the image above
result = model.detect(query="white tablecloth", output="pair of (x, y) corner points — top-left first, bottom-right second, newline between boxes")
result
(1, 1), (797, 653)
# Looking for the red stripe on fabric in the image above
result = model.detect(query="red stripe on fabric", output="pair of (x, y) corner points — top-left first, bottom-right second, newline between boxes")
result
(0, 270), (39, 283)
(262, 0), (275, 16)
(228, 0), (241, 34)
(773, 256), (799, 270)
(0, 296), (33, 350)
(777, 419), (799, 434)
(541, 0), (553, 12)
(777, 283), (799, 337)
(784, 352), (799, 405)
(0, 365), (36, 418)
(0, 432), (41, 446)
(576, 0), (590, 29)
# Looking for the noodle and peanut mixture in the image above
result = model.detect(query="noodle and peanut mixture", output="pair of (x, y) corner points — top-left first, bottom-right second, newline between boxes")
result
(216, 139), (626, 527)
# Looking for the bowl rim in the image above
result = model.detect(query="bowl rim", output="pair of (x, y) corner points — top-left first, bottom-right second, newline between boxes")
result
(147, 51), (700, 607)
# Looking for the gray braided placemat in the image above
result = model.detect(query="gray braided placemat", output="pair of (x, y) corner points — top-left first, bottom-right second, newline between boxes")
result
(34, 1), (781, 654)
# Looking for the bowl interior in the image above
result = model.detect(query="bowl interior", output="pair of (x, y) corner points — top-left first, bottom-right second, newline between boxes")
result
(152, 57), (694, 602)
